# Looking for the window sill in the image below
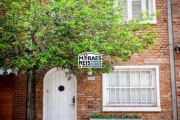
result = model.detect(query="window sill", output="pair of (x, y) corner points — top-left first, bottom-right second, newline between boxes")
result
(139, 19), (157, 25)
(103, 106), (161, 112)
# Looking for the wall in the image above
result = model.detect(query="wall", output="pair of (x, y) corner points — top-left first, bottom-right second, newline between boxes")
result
(77, 0), (173, 119)
(34, 0), (173, 120)
(35, 71), (45, 120)
(13, 75), (27, 120)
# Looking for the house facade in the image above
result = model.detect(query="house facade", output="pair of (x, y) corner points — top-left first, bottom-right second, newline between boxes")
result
(0, 0), (180, 120)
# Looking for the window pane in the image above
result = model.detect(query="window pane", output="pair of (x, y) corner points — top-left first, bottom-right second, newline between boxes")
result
(120, 88), (126, 102)
(110, 88), (120, 103)
(116, 89), (120, 101)
(110, 88), (116, 101)
(110, 72), (119, 87)
(130, 71), (140, 87)
(121, 0), (128, 19)
(119, 88), (130, 105)
(142, 88), (146, 104)
(147, 0), (153, 15)
(132, 0), (141, 18)
(131, 88), (141, 104)
(120, 71), (130, 87)
(126, 89), (130, 104)
(146, 89), (151, 101)
(146, 0), (149, 10)
(141, 71), (151, 86)
(142, 88), (152, 105)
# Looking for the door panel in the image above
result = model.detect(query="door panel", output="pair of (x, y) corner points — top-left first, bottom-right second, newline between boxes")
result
(0, 75), (14, 120)
(44, 69), (76, 120)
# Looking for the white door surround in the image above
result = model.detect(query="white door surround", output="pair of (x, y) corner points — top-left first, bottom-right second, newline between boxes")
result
(43, 68), (77, 120)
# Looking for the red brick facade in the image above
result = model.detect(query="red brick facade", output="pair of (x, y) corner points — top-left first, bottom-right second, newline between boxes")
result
(34, 0), (174, 120)
(75, 0), (173, 119)
(1, 0), (180, 120)
(14, 75), (27, 120)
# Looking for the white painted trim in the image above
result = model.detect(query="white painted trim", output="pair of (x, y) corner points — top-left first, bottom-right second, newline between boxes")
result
(102, 73), (107, 109)
(155, 66), (161, 108)
(113, 65), (158, 70)
(43, 67), (77, 120)
(127, 0), (132, 20)
(102, 65), (161, 112)
(103, 107), (161, 112)
(75, 77), (77, 120)
(152, 0), (157, 24)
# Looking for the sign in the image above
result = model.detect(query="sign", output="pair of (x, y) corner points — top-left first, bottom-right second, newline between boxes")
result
(78, 52), (102, 68)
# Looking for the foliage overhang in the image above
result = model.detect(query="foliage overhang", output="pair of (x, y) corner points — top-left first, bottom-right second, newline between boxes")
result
(0, 0), (157, 77)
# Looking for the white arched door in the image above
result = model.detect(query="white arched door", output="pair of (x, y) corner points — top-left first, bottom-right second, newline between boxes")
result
(43, 68), (76, 120)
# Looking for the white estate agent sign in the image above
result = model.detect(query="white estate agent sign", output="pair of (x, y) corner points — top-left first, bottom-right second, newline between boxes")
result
(78, 52), (102, 68)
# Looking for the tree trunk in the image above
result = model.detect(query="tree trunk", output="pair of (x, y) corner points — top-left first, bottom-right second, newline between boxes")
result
(26, 69), (36, 120)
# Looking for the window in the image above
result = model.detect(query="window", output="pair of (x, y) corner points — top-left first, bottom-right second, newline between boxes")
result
(102, 66), (161, 111)
(119, 0), (156, 23)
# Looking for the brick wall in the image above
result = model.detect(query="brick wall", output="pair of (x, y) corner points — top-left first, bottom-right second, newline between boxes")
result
(35, 71), (45, 120)
(77, 0), (173, 119)
(32, 0), (174, 120)
(13, 75), (27, 120)
(172, 0), (180, 119)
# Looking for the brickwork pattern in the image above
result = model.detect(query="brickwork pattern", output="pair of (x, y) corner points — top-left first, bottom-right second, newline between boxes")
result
(13, 75), (27, 120)
(35, 71), (45, 120)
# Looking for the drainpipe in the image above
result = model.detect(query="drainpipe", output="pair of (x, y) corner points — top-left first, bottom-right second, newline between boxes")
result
(167, 0), (178, 119)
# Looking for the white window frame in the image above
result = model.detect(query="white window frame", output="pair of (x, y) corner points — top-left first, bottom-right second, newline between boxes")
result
(102, 66), (161, 111)
(120, 0), (157, 24)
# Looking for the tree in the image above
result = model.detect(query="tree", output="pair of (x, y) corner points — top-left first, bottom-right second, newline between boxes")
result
(0, 0), (157, 75)
(0, 0), (157, 119)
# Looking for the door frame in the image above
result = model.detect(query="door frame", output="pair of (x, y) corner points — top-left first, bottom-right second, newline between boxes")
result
(43, 68), (77, 120)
